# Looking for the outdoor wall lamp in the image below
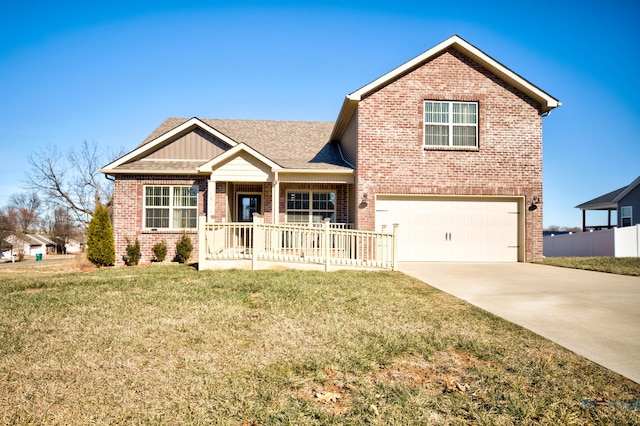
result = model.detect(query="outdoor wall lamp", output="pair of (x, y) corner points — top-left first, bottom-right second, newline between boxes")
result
(360, 192), (369, 206)
(529, 195), (541, 211)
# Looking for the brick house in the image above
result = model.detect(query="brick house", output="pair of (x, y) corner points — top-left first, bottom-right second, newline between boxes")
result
(101, 35), (560, 265)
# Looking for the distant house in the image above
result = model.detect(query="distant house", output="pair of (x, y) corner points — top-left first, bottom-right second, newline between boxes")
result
(576, 176), (640, 231)
(101, 35), (560, 266)
(1, 234), (57, 258)
(64, 238), (84, 254)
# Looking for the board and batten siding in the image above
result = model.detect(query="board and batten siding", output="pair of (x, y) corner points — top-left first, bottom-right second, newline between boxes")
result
(337, 111), (358, 167)
(146, 128), (229, 160)
(618, 186), (640, 227)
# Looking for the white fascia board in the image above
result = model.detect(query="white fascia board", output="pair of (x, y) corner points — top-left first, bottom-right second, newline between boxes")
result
(576, 202), (618, 210)
(329, 97), (358, 142)
(276, 168), (354, 174)
(98, 168), (208, 175)
(197, 143), (283, 172)
(348, 35), (560, 111)
(102, 117), (238, 171)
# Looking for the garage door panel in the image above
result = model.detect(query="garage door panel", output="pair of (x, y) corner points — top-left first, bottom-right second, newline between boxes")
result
(375, 198), (519, 262)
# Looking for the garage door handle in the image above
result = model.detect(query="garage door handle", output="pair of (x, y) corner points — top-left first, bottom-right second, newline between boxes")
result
(445, 232), (452, 241)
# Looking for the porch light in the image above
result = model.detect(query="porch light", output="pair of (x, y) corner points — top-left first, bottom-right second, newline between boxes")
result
(361, 193), (369, 205)
(529, 195), (541, 211)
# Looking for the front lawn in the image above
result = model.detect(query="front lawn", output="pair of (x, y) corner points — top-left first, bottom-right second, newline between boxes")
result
(1, 264), (639, 424)
(540, 257), (640, 276)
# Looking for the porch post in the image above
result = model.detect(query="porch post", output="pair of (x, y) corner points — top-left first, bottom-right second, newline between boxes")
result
(207, 179), (217, 220)
(392, 223), (399, 271)
(252, 213), (263, 271)
(272, 173), (279, 224)
(582, 209), (586, 232)
(198, 215), (206, 269)
(323, 218), (331, 272)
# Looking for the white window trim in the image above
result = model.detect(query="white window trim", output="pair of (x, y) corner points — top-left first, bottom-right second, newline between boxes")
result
(286, 190), (336, 224)
(143, 185), (198, 230)
(423, 100), (478, 148)
(621, 206), (632, 227)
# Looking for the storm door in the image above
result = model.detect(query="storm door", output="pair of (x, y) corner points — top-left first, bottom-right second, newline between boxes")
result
(237, 194), (262, 222)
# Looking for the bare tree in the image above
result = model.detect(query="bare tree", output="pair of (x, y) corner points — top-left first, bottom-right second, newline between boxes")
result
(0, 207), (17, 252)
(24, 140), (121, 227)
(8, 192), (41, 233)
(50, 207), (78, 253)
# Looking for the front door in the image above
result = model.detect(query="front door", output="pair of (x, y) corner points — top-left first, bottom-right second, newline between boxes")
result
(237, 194), (262, 222)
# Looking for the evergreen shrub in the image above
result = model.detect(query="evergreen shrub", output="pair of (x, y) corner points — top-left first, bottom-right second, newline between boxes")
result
(124, 237), (141, 266)
(86, 204), (115, 267)
(175, 233), (193, 264)
(152, 240), (168, 262)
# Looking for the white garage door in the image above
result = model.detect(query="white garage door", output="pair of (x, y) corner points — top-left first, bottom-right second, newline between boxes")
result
(375, 197), (520, 262)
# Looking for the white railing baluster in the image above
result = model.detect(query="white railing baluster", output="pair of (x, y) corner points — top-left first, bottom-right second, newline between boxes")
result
(202, 221), (396, 270)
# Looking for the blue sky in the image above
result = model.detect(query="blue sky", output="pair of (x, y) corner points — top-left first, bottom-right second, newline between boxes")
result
(1, 0), (638, 228)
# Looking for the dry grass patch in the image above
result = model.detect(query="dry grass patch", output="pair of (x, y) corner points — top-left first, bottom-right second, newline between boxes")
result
(540, 256), (640, 276)
(1, 265), (639, 424)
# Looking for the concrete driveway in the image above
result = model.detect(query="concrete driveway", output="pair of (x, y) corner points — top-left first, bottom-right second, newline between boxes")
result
(398, 262), (640, 384)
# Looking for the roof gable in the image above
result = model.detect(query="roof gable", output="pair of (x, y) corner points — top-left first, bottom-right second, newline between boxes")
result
(145, 126), (229, 161)
(198, 143), (282, 174)
(613, 175), (640, 203)
(576, 175), (640, 210)
(102, 118), (351, 175)
(101, 117), (238, 172)
(331, 35), (561, 141)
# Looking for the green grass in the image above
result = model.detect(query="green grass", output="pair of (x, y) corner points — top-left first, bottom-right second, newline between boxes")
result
(1, 264), (639, 424)
(540, 257), (640, 276)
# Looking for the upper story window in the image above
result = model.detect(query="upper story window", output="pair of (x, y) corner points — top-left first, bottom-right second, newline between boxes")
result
(424, 101), (478, 148)
(621, 206), (632, 227)
(286, 191), (335, 224)
(144, 185), (198, 229)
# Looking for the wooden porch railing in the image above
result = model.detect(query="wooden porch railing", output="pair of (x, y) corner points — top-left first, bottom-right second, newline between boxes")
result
(198, 215), (397, 271)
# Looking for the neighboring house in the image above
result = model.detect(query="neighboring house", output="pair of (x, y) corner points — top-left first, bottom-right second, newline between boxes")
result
(101, 35), (560, 266)
(576, 175), (640, 231)
(2, 234), (57, 257)
(64, 238), (84, 254)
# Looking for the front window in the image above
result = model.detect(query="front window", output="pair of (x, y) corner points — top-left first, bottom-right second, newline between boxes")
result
(286, 191), (335, 224)
(424, 101), (478, 148)
(621, 206), (632, 227)
(144, 185), (198, 229)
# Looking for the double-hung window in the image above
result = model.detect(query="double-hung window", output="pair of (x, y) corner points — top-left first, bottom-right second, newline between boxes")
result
(286, 191), (335, 224)
(424, 101), (478, 148)
(621, 206), (632, 227)
(144, 185), (198, 229)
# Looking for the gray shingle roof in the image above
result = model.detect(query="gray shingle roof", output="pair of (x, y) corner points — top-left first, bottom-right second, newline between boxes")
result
(576, 175), (640, 210)
(126, 118), (351, 172)
(576, 187), (627, 210)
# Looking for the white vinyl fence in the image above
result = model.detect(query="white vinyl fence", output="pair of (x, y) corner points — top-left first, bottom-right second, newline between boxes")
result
(615, 224), (640, 257)
(543, 225), (640, 257)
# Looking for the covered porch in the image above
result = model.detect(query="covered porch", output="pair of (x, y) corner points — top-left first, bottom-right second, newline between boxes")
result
(196, 142), (395, 270)
(575, 187), (623, 232)
(199, 141), (357, 227)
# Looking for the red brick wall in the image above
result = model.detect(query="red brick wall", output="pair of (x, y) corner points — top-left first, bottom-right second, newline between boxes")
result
(354, 48), (544, 261)
(112, 175), (206, 265)
(213, 182), (228, 222)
